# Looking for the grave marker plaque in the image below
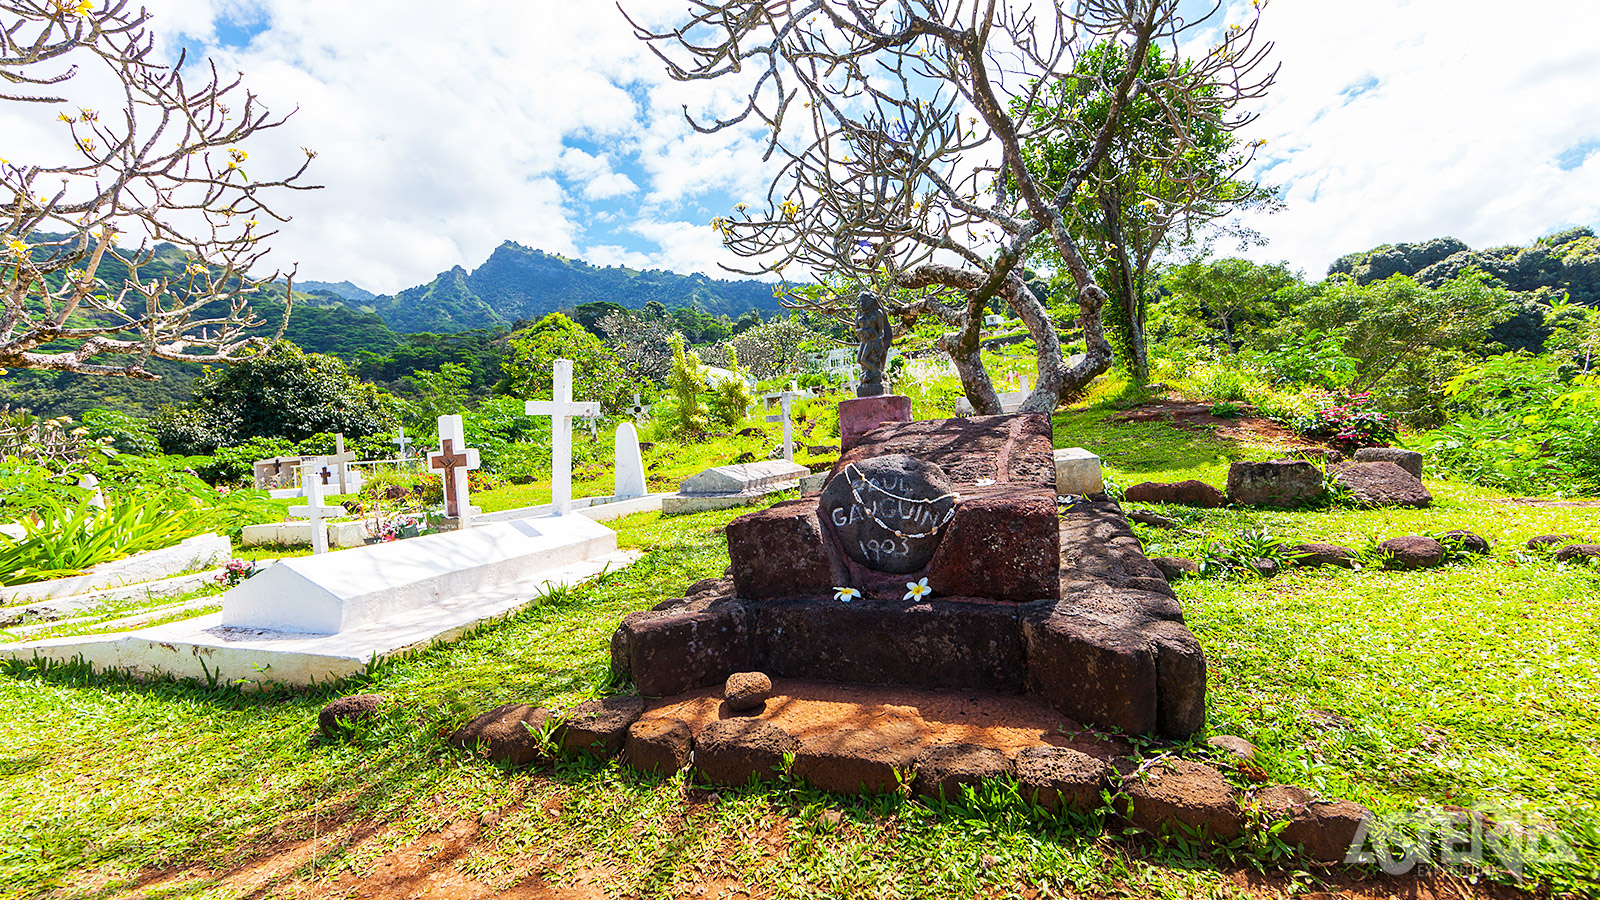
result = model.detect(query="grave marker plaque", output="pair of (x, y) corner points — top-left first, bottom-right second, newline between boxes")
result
(819, 454), (957, 574)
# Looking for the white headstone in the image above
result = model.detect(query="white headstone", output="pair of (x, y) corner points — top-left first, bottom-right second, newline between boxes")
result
(613, 421), (647, 500)
(524, 358), (602, 515)
(288, 462), (347, 554)
(429, 414), (482, 527)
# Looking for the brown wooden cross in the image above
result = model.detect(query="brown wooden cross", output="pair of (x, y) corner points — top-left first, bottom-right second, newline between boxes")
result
(430, 438), (471, 517)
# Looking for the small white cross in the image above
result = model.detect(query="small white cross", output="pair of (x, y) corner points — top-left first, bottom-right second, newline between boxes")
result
(765, 381), (806, 463)
(392, 427), (413, 460)
(289, 462), (346, 554)
(327, 434), (357, 494)
(525, 359), (601, 515)
(626, 390), (652, 420)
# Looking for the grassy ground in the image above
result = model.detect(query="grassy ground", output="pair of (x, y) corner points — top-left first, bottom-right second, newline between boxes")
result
(1, 406), (1597, 898)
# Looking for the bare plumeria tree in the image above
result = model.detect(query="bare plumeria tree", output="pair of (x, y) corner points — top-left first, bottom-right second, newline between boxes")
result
(626, 0), (1273, 413)
(1, 0), (316, 379)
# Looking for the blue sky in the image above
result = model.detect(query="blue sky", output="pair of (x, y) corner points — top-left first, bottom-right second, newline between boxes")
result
(19, 0), (1598, 295)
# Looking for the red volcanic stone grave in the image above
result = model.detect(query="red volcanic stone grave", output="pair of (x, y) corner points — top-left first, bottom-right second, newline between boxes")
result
(614, 413), (1208, 741)
(839, 394), (914, 451)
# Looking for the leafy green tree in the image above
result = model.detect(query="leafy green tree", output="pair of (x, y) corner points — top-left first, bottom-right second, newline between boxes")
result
(1020, 42), (1278, 382)
(707, 347), (753, 429)
(596, 311), (675, 383)
(726, 317), (808, 381)
(664, 334), (709, 437)
(1159, 258), (1300, 352)
(497, 313), (629, 414)
(1280, 270), (1513, 423)
(402, 363), (472, 434)
(152, 342), (397, 454)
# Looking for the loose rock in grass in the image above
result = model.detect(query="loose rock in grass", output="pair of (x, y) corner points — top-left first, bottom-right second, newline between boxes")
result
(1205, 734), (1257, 763)
(1129, 509), (1179, 529)
(1437, 529), (1490, 554)
(1555, 544), (1600, 563)
(1379, 535), (1445, 570)
(1250, 784), (1371, 864)
(1151, 557), (1200, 581)
(1124, 480), (1226, 508)
(1527, 534), (1575, 550)
(318, 693), (386, 739)
(1290, 543), (1358, 568)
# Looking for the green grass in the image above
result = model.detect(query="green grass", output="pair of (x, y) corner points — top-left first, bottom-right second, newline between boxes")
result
(1, 407), (1598, 897)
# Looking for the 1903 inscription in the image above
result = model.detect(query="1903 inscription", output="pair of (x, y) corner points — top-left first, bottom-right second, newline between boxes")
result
(819, 454), (957, 574)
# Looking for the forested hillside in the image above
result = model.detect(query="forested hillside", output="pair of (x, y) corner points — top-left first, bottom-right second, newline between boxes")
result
(1329, 227), (1599, 305)
(360, 242), (787, 333)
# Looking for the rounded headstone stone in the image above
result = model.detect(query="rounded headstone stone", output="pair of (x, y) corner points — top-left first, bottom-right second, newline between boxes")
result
(820, 454), (957, 574)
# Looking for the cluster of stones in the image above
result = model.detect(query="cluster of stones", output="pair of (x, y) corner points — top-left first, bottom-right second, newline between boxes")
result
(1147, 529), (1492, 580)
(1125, 448), (1431, 511)
(1528, 534), (1600, 562)
(430, 685), (1367, 864)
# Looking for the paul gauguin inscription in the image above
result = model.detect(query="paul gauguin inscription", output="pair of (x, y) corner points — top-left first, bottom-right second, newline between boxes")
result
(819, 454), (958, 574)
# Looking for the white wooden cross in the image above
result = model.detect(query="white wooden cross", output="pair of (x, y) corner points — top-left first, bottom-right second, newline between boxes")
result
(524, 358), (601, 515)
(765, 380), (806, 462)
(392, 427), (413, 460)
(289, 462), (346, 554)
(429, 414), (482, 527)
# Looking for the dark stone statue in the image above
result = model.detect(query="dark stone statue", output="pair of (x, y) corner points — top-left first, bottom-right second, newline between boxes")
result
(854, 290), (891, 397)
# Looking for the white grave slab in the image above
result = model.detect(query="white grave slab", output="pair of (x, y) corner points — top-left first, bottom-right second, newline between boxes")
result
(1054, 447), (1104, 495)
(0, 533), (231, 604)
(663, 460), (808, 515)
(240, 521), (368, 550)
(221, 516), (617, 634)
(525, 359), (601, 515)
(614, 422), (648, 500)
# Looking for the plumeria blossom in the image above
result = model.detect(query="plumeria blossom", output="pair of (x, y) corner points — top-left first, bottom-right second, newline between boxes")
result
(903, 577), (932, 602)
(834, 586), (861, 603)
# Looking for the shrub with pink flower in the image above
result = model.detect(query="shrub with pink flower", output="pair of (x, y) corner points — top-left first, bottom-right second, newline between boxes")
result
(1291, 393), (1398, 450)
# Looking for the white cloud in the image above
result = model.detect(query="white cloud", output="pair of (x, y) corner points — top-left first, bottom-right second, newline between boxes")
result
(1222, 0), (1600, 277)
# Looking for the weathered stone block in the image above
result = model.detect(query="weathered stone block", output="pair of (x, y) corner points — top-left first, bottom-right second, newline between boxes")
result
(624, 717), (692, 775)
(556, 695), (647, 759)
(613, 597), (752, 697)
(754, 595), (1025, 693)
(1124, 480), (1225, 508)
(1227, 460), (1326, 508)
(1059, 501), (1176, 599)
(792, 725), (924, 794)
(1251, 784), (1370, 863)
(449, 703), (552, 767)
(694, 718), (799, 785)
(1120, 759), (1241, 840)
(1054, 447), (1104, 495)
(1352, 447), (1424, 478)
(725, 500), (834, 599)
(835, 414), (1056, 487)
(1016, 745), (1108, 813)
(839, 395), (914, 451)
(913, 742), (1014, 800)
(1332, 461), (1432, 508)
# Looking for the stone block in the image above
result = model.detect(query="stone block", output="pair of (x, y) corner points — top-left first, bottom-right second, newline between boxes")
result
(919, 485), (1060, 602)
(792, 725), (924, 794)
(839, 394), (914, 451)
(449, 703), (552, 767)
(1120, 759), (1241, 840)
(1016, 745), (1108, 813)
(1251, 785), (1370, 863)
(1124, 480), (1225, 508)
(725, 500), (834, 599)
(1379, 535), (1444, 569)
(1352, 447), (1423, 478)
(835, 414), (1056, 487)
(624, 717), (692, 775)
(1059, 500), (1177, 599)
(1332, 461), (1432, 508)
(1290, 543), (1358, 568)
(613, 597), (753, 697)
(799, 471), (829, 494)
(1021, 591), (1206, 739)
(753, 595), (1025, 693)
(913, 742), (1014, 800)
(1054, 447), (1104, 496)
(694, 718), (799, 785)
(1227, 460), (1326, 508)
(556, 695), (647, 759)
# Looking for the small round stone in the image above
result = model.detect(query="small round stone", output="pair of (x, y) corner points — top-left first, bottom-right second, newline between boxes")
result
(724, 671), (773, 713)
(1206, 734), (1257, 762)
(1379, 535), (1445, 569)
(1528, 534), (1576, 550)
(318, 693), (385, 738)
